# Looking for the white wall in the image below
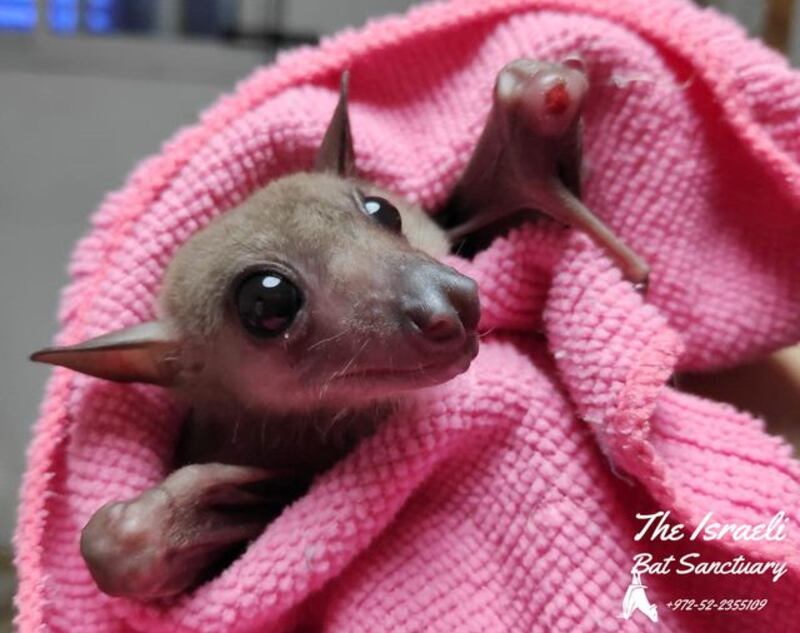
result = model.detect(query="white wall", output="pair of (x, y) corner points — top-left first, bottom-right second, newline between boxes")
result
(284, 0), (420, 32)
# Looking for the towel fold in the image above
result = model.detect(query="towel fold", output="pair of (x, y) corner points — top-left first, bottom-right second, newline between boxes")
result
(15, 0), (800, 631)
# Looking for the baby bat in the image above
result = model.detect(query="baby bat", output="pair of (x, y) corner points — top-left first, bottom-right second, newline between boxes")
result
(30, 58), (645, 601)
(32, 73), (480, 600)
(442, 58), (650, 286)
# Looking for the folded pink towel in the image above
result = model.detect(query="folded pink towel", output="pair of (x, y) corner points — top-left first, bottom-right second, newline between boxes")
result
(15, 0), (800, 631)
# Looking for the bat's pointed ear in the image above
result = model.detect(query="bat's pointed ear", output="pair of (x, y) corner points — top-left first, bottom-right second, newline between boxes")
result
(30, 321), (181, 386)
(314, 70), (355, 177)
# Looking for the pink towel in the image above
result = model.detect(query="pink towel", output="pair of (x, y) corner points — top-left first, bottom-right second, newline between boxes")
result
(15, 0), (800, 630)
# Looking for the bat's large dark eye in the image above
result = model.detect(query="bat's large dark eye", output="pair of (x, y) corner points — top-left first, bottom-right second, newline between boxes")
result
(362, 196), (402, 233)
(236, 271), (302, 338)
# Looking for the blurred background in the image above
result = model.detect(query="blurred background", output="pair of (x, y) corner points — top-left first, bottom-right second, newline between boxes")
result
(0, 0), (797, 629)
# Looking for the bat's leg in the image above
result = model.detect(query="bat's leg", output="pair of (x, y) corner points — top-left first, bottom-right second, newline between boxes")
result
(80, 463), (306, 600)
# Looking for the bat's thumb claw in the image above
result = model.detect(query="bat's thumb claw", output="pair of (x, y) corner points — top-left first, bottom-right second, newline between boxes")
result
(562, 55), (586, 74)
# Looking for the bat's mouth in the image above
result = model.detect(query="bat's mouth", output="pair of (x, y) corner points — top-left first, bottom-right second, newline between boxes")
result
(334, 333), (479, 388)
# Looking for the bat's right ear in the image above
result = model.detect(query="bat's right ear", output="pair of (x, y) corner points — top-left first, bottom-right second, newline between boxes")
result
(30, 321), (181, 386)
(314, 71), (355, 177)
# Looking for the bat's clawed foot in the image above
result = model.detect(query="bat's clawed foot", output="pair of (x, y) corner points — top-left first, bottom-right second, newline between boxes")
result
(80, 463), (303, 600)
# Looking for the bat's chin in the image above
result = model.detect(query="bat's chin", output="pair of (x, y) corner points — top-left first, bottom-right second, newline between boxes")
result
(334, 334), (479, 392)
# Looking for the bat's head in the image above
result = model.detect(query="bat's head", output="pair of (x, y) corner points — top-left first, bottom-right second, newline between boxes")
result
(494, 58), (588, 138)
(31, 73), (480, 414)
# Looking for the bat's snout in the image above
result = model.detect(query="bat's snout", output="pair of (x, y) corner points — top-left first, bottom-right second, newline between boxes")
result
(402, 264), (480, 354)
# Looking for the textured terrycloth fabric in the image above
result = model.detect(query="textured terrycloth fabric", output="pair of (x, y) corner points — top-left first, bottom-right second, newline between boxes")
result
(14, 0), (800, 631)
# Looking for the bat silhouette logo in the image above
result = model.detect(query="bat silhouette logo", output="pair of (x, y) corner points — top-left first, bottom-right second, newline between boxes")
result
(620, 571), (659, 623)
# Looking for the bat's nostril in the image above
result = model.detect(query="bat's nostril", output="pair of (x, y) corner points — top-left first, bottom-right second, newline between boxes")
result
(408, 308), (464, 344)
(403, 267), (480, 349)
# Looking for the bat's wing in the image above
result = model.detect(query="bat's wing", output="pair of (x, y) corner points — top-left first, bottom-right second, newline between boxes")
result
(557, 119), (583, 198)
(443, 59), (649, 286)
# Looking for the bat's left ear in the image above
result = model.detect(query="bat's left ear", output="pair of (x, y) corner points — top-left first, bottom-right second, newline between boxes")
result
(30, 321), (181, 386)
(314, 70), (356, 177)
